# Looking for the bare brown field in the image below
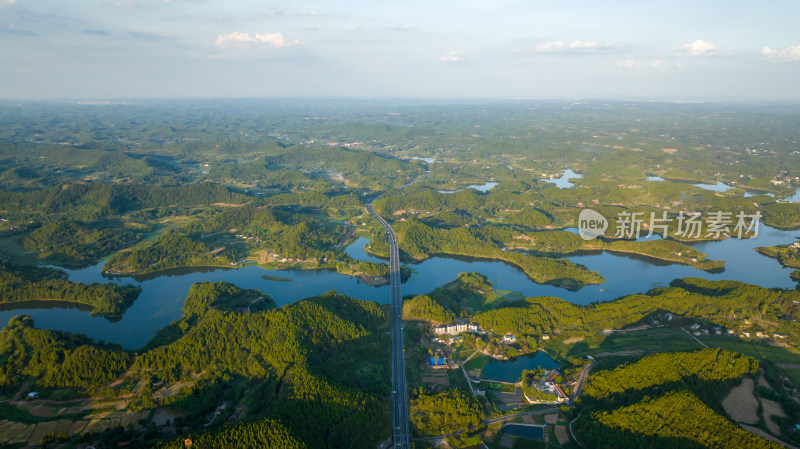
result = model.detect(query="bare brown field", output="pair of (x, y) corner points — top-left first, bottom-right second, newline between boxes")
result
(762, 398), (788, 435)
(555, 425), (570, 445)
(421, 376), (450, 386)
(723, 378), (758, 424)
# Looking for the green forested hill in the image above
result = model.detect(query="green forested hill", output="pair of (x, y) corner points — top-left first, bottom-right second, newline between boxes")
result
(402, 294), (455, 323)
(24, 218), (140, 266)
(583, 348), (758, 400)
(409, 389), (483, 437)
(393, 218), (604, 288)
(0, 265), (141, 315)
(153, 418), (307, 449)
(584, 390), (782, 449)
(104, 231), (227, 274)
(262, 146), (424, 187)
(0, 315), (132, 390)
(0, 285), (390, 448)
(472, 278), (800, 345)
(575, 349), (782, 449)
(0, 182), (248, 218)
(139, 290), (390, 448)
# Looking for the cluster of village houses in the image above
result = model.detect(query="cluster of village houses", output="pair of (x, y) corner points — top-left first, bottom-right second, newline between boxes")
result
(427, 321), (568, 404)
(662, 313), (788, 340)
(425, 312), (795, 406)
(686, 322), (787, 340)
(431, 321), (550, 346)
(523, 370), (569, 404)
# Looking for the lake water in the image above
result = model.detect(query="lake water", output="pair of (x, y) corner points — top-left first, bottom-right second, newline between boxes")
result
(744, 191), (775, 198)
(663, 179), (798, 202)
(2, 225), (799, 349)
(781, 186), (800, 202)
(482, 352), (559, 383)
(693, 181), (734, 193)
(438, 181), (498, 194)
(543, 169), (582, 189)
(641, 176), (800, 202)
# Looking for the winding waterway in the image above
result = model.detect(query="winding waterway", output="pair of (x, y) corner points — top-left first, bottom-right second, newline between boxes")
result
(644, 175), (799, 201)
(1, 225), (798, 349)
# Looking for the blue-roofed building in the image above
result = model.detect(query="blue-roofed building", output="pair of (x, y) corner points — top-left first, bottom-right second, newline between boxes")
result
(437, 358), (445, 366)
(430, 356), (437, 366)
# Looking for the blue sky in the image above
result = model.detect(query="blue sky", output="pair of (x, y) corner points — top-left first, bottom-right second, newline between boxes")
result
(1, 0), (798, 100)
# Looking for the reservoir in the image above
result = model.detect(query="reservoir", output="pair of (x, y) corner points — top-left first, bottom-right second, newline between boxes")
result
(503, 424), (545, 442)
(543, 169), (582, 189)
(1, 225), (798, 349)
(482, 352), (559, 383)
(438, 181), (498, 193)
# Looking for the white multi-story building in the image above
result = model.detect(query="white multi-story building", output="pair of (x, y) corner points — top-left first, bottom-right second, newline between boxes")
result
(433, 322), (482, 335)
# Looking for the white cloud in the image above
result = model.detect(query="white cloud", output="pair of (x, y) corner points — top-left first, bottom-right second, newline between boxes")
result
(761, 44), (800, 62)
(568, 41), (600, 50)
(3, 0), (17, 4)
(535, 40), (621, 53)
(615, 59), (662, 69)
(266, 9), (319, 16)
(534, 41), (565, 52)
(439, 50), (462, 62)
(679, 39), (718, 57)
(215, 32), (298, 49)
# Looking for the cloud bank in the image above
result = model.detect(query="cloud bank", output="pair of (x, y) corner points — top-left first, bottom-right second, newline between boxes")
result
(215, 32), (298, 49)
(761, 44), (800, 62)
(614, 59), (661, 69)
(535, 40), (621, 53)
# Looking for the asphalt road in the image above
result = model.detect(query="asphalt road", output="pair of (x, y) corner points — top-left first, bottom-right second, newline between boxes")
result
(366, 203), (410, 449)
(367, 195), (591, 447)
(570, 362), (593, 404)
